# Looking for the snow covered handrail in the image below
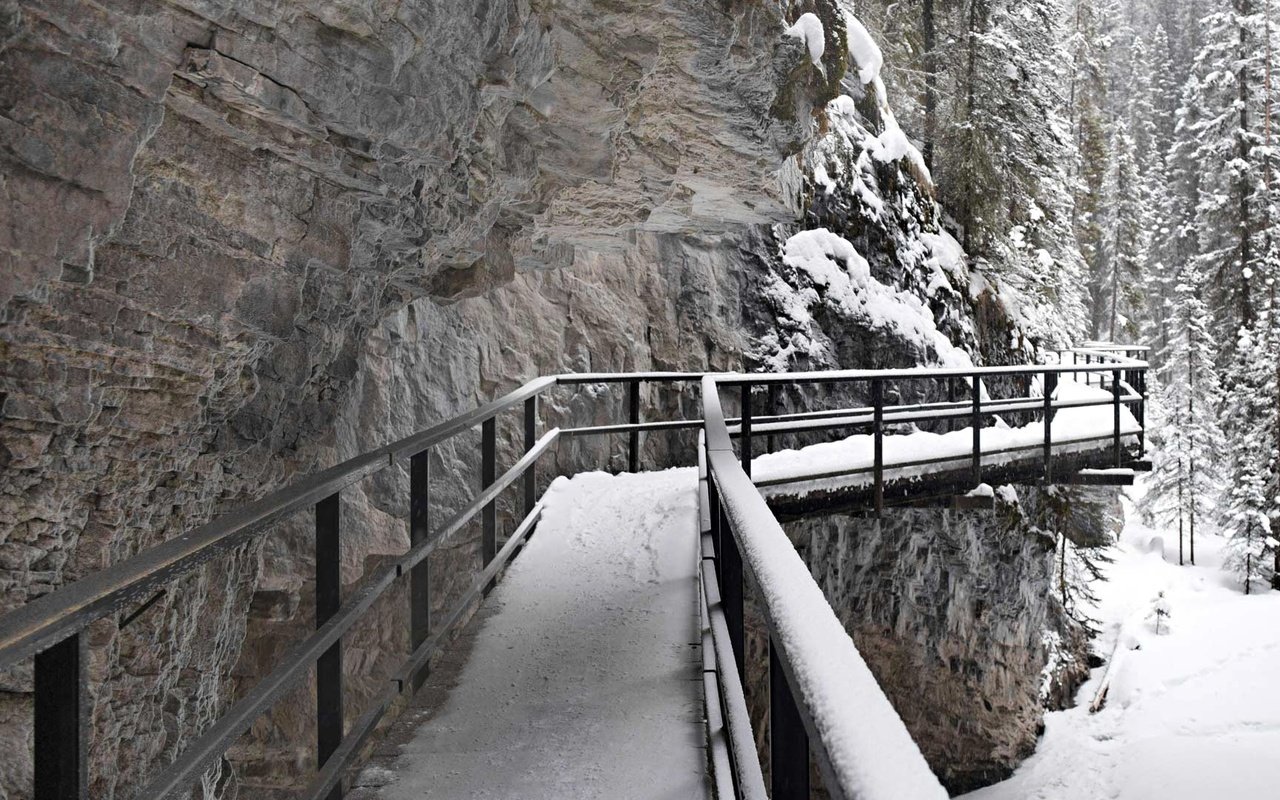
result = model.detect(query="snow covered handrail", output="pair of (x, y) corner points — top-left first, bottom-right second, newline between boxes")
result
(701, 375), (949, 800)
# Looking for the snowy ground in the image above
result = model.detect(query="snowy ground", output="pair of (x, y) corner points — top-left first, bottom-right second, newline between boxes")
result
(360, 469), (705, 799)
(961, 497), (1280, 800)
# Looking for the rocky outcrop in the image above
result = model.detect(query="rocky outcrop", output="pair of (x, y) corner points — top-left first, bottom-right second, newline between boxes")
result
(789, 498), (1076, 794)
(0, 0), (843, 796)
(0, 0), (1095, 797)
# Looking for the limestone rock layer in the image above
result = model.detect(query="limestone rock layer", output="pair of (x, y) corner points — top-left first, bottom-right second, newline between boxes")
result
(0, 1), (1085, 797)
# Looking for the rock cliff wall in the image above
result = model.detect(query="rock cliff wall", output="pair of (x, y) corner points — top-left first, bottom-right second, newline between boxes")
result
(0, 1), (1091, 797)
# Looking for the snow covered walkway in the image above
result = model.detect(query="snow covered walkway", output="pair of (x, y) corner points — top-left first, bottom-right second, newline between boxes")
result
(355, 469), (706, 799)
(961, 513), (1280, 800)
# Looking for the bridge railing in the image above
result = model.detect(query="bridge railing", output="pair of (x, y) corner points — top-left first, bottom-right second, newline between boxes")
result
(727, 351), (1147, 510)
(0, 372), (703, 800)
(3, 349), (1149, 800)
(698, 351), (1148, 800)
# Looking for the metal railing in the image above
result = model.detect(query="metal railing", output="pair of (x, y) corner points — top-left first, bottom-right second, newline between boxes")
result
(2, 346), (1148, 800)
(697, 347), (1149, 800)
(0, 372), (702, 800)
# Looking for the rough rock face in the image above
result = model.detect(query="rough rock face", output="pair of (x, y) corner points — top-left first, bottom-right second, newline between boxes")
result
(0, 0), (839, 796)
(786, 499), (1079, 794)
(0, 0), (1093, 797)
(729, 65), (1096, 796)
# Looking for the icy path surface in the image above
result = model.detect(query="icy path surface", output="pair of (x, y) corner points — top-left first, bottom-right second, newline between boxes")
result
(962, 509), (1280, 800)
(367, 469), (706, 800)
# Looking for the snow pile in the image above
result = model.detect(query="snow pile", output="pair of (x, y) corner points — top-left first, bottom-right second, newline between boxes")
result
(962, 509), (1280, 800)
(753, 378), (1140, 494)
(784, 12), (825, 67)
(758, 12), (1007, 374)
(921, 230), (967, 296)
(843, 13), (883, 84)
(760, 228), (975, 372)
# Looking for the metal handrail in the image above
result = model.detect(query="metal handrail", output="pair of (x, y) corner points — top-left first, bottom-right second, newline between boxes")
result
(701, 375), (949, 800)
(697, 353), (1149, 799)
(7, 351), (1149, 800)
(7, 372), (705, 800)
(711, 356), (1147, 386)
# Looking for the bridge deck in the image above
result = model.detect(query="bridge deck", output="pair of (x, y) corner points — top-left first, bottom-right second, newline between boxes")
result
(352, 469), (706, 799)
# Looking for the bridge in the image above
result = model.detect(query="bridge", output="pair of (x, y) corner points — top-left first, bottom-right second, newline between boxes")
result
(0, 345), (1150, 800)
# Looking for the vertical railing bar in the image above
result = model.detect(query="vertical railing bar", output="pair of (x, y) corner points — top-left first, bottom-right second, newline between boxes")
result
(1043, 371), (1057, 482)
(946, 376), (956, 434)
(740, 383), (753, 478)
(628, 380), (641, 473)
(766, 383), (779, 454)
(769, 640), (810, 800)
(524, 396), (538, 515)
(872, 378), (884, 514)
(34, 633), (86, 800)
(721, 512), (745, 678)
(971, 374), (982, 486)
(315, 493), (343, 800)
(1112, 368), (1123, 467)
(409, 450), (431, 692)
(1137, 367), (1147, 457)
(708, 472), (722, 578)
(482, 417), (497, 573)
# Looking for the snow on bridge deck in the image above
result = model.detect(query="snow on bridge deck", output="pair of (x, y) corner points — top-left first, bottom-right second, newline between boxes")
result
(353, 469), (706, 799)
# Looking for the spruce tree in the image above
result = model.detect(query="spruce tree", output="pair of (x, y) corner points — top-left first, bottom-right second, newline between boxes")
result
(1142, 266), (1224, 566)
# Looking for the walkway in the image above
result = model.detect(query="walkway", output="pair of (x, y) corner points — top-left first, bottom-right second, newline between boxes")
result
(352, 469), (707, 799)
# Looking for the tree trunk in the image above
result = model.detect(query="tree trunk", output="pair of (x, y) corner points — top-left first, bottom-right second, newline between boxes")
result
(1238, 0), (1254, 328)
(923, 0), (937, 170)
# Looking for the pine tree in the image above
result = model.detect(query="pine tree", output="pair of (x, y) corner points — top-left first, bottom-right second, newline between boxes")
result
(1222, 316), (1278, 589)
(1187, 2), (1268, 350)
(1142, 265), (1224, 566)
(1100, 121), (1151, 342)
(939, 0), (1088, 343)
(1066, 0), (1112, 338)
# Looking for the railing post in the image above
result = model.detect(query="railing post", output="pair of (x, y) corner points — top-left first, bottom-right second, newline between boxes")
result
(721, 511), (745, 677)
(482, 417), (497, 569)
(315, 493), (343, 800)
(34, 633), (86, 800)
(708, 472), (722, 576)
(1043, 372), (1057, 482)
(740, 383), (753, 478)
(1136, 368), (1146, 458)
(524, 396), (538, 515)
(770, 640), (809, 800)
(1112, 368), (1123, 467)
(872, 378), (884, 514)
(971, 375), (982, 486)
(628, 380), (641, 473)
(409, 450), (431, 691)
(767, 382), (779, 454)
